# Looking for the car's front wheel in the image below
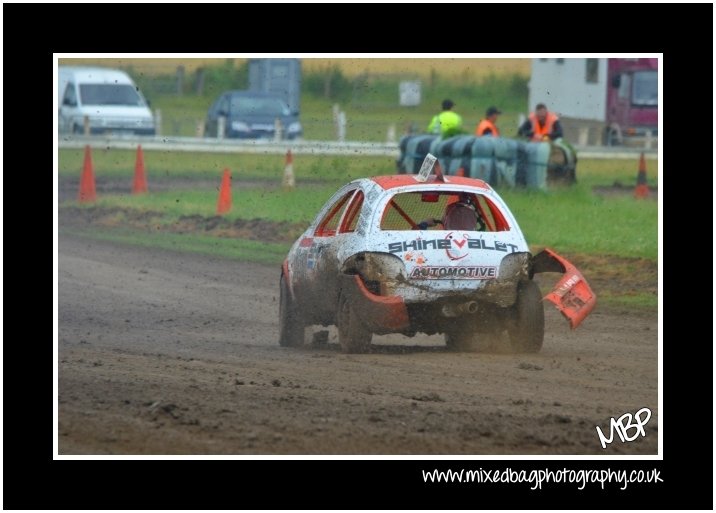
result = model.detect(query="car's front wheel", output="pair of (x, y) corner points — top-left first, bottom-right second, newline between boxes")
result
(506, 280), (544, 353)
(337, 292), (372, 353)
(278, 274), (304, 347)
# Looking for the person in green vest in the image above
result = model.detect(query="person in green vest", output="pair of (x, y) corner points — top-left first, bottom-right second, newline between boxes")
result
(427, 99), (464, 138)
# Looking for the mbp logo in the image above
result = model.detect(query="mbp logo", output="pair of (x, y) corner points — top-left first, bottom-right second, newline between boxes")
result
(596, 407), (652, 449)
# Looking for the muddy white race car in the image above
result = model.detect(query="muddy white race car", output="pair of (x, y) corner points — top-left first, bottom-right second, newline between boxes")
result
(279, 155), (596, 353)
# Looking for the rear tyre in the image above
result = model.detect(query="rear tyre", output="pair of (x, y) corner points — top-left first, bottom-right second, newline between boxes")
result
(507, 280), (544, 353)
(337, 292), (372, 353)
(278, 274), (304, 347)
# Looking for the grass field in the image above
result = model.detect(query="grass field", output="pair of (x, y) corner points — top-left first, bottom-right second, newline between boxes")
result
(59, 149), (658, 259)
(58, 148), (659, 189)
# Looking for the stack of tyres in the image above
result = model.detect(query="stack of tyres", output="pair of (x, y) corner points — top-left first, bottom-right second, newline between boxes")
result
(524, 141), (551, 190)
(397, 135), (440, 174)
(470, 137), (496, 183)
(435, 135), (474, 176)
(493, 137), (520, 188)
(547, 139), (578, 185)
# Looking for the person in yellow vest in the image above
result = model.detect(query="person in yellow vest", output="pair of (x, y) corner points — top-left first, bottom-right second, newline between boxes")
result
(475, 106), (502, 137)
(427, 99), (464, 138)
(518, 103), (564, 141)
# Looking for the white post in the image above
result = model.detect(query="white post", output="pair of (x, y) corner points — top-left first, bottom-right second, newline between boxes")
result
(196, 119), (205, 138)
(154, 109), (162, 136)
(332, 103), (340, 139)
(83, 115), (90, 136)
(218, 116), (226, 139)
(578, 126), (589, 146)
(387, 123), (396, 143)
(274, 117), (283, 142)
(644, 130), (653, 150)
(337, 111), (346, 142)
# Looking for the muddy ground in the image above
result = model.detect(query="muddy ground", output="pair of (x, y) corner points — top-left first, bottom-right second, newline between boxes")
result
(58, 232), (658, 455)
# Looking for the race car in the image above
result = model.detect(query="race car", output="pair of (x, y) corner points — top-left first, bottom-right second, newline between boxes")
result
(279, 158), (596, 353)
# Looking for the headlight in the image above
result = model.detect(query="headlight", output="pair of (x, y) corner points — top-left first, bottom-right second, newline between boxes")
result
(231, 121), (250, 132)
(287, 121), (302, 133)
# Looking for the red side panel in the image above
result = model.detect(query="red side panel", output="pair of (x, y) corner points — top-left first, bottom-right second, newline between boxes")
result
(533, 248), (597, 329)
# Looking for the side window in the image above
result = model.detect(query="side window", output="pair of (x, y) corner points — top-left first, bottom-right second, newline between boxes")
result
(339, 190), (364, 233)
(315, 190), (355, 237)
(475, 194), (510, 232)
(63, 83), (77, 106)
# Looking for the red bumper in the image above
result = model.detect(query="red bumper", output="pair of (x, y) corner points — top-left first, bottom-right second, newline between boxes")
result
(340, 275), (410, 333)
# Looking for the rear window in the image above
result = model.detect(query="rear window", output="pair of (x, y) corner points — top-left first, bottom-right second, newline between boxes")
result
(380, 191), (510, 232)
(79, 84), (144, 106)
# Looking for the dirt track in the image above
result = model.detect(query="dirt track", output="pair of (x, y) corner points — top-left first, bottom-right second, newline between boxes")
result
(58, 234), (658, 455)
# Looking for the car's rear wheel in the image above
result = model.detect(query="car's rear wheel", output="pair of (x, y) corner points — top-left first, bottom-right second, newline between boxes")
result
(278, 274), (304, 347)
(337, 292), (372, 353)
(506, 280), (544, 353)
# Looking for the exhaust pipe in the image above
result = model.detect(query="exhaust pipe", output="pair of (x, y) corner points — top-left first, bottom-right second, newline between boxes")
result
(442, 301), (479, 317)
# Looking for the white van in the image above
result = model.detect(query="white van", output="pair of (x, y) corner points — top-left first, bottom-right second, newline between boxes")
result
(58, 66), (156, 135)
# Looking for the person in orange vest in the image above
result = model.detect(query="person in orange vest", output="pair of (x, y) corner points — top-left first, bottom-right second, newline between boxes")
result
(518, 103), (563, 141)
(475, 106), (502, 137)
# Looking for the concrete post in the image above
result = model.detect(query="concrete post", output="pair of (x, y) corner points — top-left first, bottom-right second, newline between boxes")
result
(217, 116), (226, 139)
(337, 111), (346, 142)
(154, 109), (162, 136)
(387, 123), (396, 143)
(578, 126), (589, 146)
(274, 118), (283, 142)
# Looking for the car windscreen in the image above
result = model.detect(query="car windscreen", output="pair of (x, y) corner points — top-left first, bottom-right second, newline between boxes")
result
(79, 84), (145, 107)
(230, 96), (290, 117)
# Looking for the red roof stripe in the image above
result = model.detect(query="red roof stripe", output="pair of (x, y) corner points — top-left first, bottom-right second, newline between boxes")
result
(371, 175), (490, 190)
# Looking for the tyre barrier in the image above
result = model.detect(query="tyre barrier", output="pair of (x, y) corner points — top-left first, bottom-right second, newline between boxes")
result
(396, 135), (577, 189)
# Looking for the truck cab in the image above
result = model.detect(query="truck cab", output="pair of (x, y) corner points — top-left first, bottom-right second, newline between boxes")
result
(605, 58), (658, 145)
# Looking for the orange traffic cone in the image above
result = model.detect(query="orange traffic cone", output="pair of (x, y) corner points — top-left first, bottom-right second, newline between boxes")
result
(634, 152), (649, 199)
(78, 145), (96, 203)
(282, 149), (295, 190)
(455, 166), (465, 177)
(216, 168), (232, 215)
(133, 145), (148, 194)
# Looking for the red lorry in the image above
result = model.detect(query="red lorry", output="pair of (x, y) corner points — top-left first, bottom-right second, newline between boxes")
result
(604, 58), (658, 146)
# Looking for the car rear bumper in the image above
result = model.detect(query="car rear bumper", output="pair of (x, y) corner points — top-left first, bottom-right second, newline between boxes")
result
(340, 274), (409, 334)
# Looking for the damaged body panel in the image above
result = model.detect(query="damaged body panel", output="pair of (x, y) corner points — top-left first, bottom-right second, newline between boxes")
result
(532, 248), (597, 329)
(279, 173), (596, 353)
